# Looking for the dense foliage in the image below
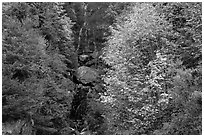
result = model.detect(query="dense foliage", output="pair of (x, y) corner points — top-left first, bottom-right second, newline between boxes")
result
(101, 2), (202, 135)
(2, 2), (202, 135)
(2, 2), (75, 134)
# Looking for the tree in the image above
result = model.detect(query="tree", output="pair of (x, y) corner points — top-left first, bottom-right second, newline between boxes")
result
(101, 3), (172, 134)
(2, 2), (75, 134)
(101, 2), (202, 135)
(156, 2), (202, 69)
(152, 3), (202, 134)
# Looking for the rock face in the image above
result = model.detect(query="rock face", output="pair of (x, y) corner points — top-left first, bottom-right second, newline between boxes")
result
(76, 66), (98, 84)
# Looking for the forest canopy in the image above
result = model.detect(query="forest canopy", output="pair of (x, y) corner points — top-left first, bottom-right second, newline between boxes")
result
(2, 2), (202, 135)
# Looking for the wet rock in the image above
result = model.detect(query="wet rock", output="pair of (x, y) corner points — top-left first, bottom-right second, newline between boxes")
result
(76, 66), (99, 85)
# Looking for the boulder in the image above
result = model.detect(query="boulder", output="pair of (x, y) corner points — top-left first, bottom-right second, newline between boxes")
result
(76, 66), (98, 84)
